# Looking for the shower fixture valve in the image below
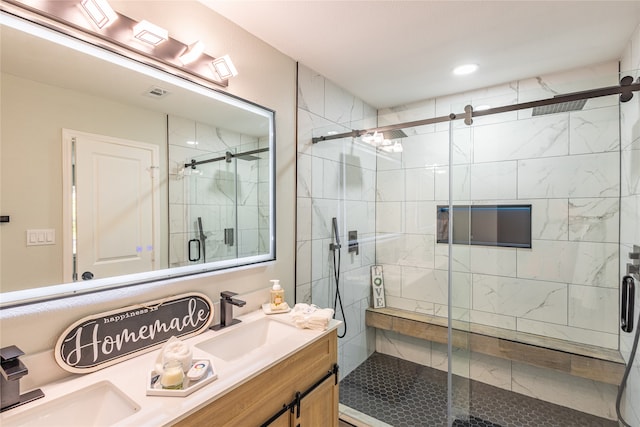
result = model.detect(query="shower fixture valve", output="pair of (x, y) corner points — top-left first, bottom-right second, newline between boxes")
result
(224, 228), (234, 247)
(348, 231), (359, 255)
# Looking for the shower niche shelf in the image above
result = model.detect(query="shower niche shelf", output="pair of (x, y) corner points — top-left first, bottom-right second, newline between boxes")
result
(437, 204), (532, 248)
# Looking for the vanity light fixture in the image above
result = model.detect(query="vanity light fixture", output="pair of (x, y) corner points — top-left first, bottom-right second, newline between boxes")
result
(80, 0), (117, 29)
(453, 63), (478, 75)
(211, 55), (238, 79)
(8, 1), (237, 87)
(178, 40), (205, 65)
(133, 20), (168, 46)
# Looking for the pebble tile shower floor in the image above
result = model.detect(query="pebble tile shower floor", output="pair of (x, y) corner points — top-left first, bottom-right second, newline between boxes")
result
(339, 352), (617, 427)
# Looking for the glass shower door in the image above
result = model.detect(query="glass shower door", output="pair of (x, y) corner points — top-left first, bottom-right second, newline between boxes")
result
(445, 72), (625, 425)
(447, 118), (472, 425)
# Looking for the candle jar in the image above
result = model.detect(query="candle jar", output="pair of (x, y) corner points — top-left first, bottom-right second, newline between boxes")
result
(160, 359), (184, 390)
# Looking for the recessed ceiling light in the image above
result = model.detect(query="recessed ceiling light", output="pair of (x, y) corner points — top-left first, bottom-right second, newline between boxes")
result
(453, 64), (478, 76)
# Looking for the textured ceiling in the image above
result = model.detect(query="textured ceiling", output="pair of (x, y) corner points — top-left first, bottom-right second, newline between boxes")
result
(201, 1), (640, 108)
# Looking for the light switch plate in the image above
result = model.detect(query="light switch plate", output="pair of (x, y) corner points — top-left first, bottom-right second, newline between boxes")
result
(26, 229), (55, 246)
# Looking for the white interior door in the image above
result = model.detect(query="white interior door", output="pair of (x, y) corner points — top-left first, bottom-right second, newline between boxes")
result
(65, 130), (159, 281)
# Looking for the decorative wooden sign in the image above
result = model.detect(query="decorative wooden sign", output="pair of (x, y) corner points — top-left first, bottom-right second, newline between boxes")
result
(55, 293), (213, 373)
(371, 265), (386, 308)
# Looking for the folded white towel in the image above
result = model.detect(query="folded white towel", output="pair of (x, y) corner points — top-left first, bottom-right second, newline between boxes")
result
(155, 336), (193, 373)
(290, 304), (334, 331)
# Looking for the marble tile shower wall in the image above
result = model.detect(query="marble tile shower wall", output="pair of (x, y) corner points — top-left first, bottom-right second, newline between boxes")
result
(168, 115), (267, 267)
(296, 64), (378, 378)
(376, 60), (622, 350)
(619, 22), (640, 427)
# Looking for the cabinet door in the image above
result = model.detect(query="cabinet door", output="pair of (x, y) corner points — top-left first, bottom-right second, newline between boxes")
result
(292, 378), (338, 427)
(268, 409), (290, 427)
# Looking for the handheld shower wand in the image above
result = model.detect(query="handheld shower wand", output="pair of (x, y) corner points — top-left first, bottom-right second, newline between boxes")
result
(330, 217), (346, 338)
(330, 217), (341, 251)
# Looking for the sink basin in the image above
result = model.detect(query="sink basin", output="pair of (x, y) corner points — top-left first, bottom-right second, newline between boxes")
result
(197, 317), (297, 361)
(2, 381), (140, 427)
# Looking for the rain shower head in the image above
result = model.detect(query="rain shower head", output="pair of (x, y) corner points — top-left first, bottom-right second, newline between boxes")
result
(532, 98), (587, 116)
(236, 154), (261, 161)
(382, 129), (407, 139)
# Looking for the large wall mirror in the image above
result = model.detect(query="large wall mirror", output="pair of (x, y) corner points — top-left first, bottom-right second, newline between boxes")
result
(0, 9), (275, 306)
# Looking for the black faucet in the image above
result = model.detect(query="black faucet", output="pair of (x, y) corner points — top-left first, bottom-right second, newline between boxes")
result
(1, 345), (44, 412)
(210, 291), (246, 331)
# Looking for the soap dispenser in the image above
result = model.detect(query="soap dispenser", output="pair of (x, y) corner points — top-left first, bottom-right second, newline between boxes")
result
(270, 279), (285, 311)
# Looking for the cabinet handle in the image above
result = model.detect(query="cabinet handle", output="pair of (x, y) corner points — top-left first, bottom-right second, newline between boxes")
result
(295, 391), (302, 418)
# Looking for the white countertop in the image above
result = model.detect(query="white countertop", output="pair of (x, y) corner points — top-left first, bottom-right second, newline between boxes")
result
(1, 309), (340, 426)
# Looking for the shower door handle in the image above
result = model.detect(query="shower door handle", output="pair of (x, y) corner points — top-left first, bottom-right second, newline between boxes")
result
(621, 275), (635, 333)
(188, 239), (201, 262)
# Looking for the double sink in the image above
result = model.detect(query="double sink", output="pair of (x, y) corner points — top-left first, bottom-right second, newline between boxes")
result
(1, 314), (312, 426)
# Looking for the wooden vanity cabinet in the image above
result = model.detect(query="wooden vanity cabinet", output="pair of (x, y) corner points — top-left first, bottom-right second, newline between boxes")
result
(175, 329), (338, 427)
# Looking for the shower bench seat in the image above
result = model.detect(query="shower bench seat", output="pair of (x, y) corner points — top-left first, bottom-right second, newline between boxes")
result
(366, 307), (625, 385)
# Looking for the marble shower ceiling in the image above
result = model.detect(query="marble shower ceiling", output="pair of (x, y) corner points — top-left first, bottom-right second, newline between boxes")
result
(200, 1), (640, 109)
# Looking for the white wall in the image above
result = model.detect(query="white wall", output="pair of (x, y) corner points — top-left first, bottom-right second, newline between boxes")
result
(377, 61), (622, 351)
(619, 21), (640, 427)
(0, 0), (296, 389)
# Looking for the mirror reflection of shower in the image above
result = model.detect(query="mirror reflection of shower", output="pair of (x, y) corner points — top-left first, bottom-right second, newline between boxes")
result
(170, 140), (272, 268)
